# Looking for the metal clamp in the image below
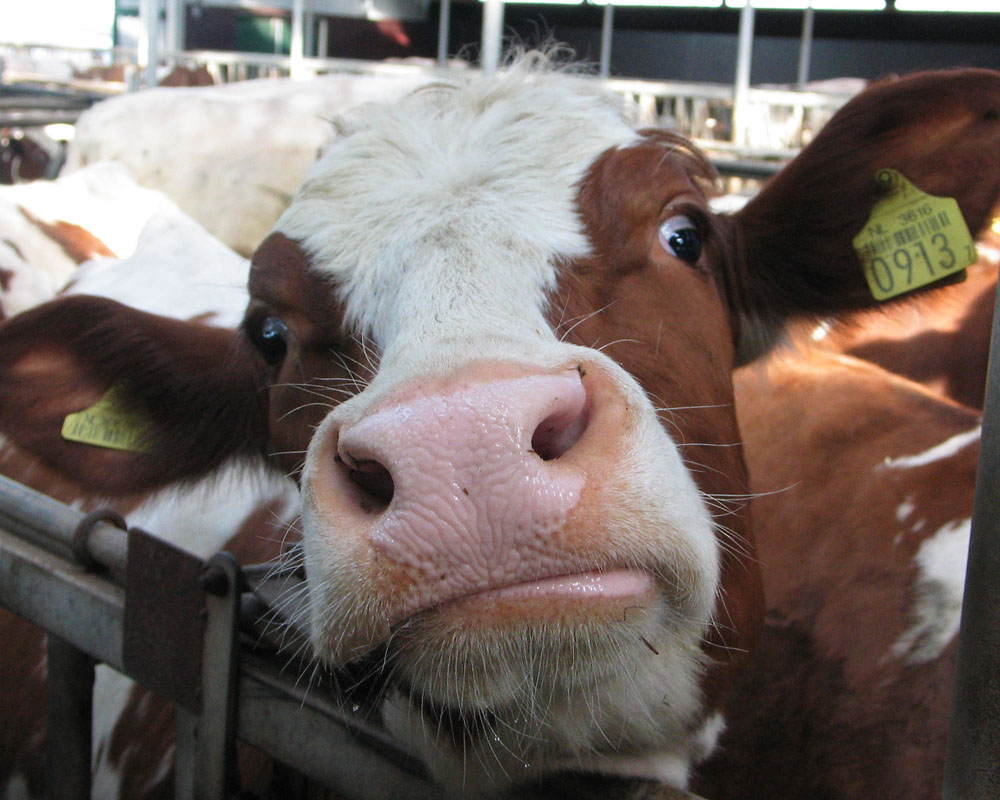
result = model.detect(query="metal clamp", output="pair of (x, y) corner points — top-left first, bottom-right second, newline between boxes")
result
(70, 509), (126, 572)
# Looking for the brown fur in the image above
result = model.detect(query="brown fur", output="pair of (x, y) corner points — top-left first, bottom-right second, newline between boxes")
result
(693, 350), (977, 799)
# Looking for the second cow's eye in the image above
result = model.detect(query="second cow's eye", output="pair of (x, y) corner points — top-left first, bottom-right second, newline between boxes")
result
(256, 316), (290, 365)
(658, 215), (702, 264)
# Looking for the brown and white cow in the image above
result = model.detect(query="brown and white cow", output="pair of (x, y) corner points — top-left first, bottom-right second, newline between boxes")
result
(0, 192), (297, 799)
(0, 162), (191, 319)
(693, 348), (980, 800)
(0, 58), (998, 798)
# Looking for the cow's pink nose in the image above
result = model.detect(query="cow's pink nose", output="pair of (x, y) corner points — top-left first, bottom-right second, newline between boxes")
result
(318, 368), (594, 611)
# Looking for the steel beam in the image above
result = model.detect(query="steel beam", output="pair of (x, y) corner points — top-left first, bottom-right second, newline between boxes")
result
(942, 269), (1000, 798)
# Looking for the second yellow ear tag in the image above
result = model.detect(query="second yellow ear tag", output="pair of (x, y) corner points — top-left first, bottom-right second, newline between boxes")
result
(852, 169), (977, 301)
(61, 384), (153, 453)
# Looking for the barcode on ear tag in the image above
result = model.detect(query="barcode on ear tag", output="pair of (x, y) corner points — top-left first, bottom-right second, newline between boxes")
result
(61, 384), (153, 453)
(853, 169), (977, 301)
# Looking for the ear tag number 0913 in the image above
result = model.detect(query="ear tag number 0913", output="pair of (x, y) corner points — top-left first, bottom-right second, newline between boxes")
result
(61, 384), (153, 453)
(853, 169), (976, 302)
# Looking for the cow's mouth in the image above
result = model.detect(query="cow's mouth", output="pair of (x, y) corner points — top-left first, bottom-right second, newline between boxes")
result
(400, 567), (658, 630)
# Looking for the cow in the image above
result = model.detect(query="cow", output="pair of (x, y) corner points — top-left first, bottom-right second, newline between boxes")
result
(0, 56), (998, 798)
(64, 73), (436, 256)
(693, 348), (980, 800)
(0, 189), (298, 800)
(0, 162), (187, 319)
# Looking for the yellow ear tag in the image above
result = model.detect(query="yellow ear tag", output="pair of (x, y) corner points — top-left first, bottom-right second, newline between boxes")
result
(853, 169), (977, 301)
(61, 384), (153, 453)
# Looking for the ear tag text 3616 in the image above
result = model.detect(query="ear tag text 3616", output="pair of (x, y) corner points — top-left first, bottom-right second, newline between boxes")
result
(853, 169), (976, 302)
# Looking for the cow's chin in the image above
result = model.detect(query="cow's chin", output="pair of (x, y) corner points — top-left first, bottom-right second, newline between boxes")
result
(371, 586), (712, 793)
(388, 579), (663, 710)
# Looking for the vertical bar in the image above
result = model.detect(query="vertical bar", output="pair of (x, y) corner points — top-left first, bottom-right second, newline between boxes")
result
(317, 18), (330, 59)
(305, 10), (315, 57)
(138, 0), (160, 88)
(942, 285), (1000, 797)
(290, 0), (306, 79)
(731, 2), (754, 146)
(193, 555), (242, 800)
(437, 0), (452, 67)
(174, 708), (198, 800)
(599, 2), (614, 79)
(797, 4), (814, 88)
(45, 635), (94, 800)
(164, 0), (185, 61)
(480, 0), (504, 76)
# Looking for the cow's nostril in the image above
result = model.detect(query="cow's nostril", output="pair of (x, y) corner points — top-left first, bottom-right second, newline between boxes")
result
(340, 455), (394, 511)
(531, 398), (590, 462)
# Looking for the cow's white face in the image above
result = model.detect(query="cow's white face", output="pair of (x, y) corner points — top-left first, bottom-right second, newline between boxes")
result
(243, 65), (761, 792)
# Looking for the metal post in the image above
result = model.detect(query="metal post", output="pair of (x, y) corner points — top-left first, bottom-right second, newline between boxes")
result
(305, 9), (315, 57)
(164, 0), (185, 62)
(599, 2), (614, 79)
(942, 281), (1000, 797)
(290, 0), (306, 79)
(731, 2), (755, 146)
(480, 0), (504, 76)
(138, 0), (160, 88)
(45, 635), (94, 800)
(195, 554), (242, 800)
(797, 4), (814, 88)
(317, 18), (329, 59)
(437, 0), (452, 67)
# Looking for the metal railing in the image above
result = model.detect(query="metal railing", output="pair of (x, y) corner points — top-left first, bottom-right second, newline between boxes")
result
(0, 474), (711, 799)
(0, 475), (450, 800)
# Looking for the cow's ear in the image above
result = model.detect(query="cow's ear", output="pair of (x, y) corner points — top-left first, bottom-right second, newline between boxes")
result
(0, 295), (270, 494)
(729, 68), (1000, 363)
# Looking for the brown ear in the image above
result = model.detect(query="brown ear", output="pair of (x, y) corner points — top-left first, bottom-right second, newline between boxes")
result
(731, 68), (1000, 362)
(0, 295), (270, 494)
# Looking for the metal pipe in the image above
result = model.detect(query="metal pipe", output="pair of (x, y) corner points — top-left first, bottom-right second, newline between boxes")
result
(731, 3), (755, 146)
(137, 0), (160, 88)
(0, 475), (128, 576)
(437, 0), (451, 67)
(164, 0), (185, 62)
(942, 276), (1000, 797)
(599, 3), (614, 79)
(480, 0), (504, 76)
(44, 635), (94, 800)
(317, 18), (329, 59)
(797, 5), (814, 89)
(290, 0), (306, 79)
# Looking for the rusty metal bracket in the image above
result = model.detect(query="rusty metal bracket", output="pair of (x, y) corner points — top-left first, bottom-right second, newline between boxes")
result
(123, 527), (207, 712)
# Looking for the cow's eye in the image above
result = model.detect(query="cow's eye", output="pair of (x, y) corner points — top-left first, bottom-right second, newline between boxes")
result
(254, 316), (290, 365)
(658, 215), (702, 264)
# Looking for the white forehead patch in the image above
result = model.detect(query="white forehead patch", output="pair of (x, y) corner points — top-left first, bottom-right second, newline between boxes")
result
(274, 60), (637, 351)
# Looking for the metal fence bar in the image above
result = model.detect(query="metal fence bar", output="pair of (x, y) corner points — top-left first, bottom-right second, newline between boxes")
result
(0, 472), (708, 799)
(44, 634), (93, 800)
(942, 276), (1000, 798)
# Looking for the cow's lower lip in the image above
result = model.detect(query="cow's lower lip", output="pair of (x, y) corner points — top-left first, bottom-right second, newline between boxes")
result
(436, 568), (656, 616)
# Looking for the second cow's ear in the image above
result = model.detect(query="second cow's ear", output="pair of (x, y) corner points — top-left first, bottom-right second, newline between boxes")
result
(728, 68), (1000, 364)
(0, 294), (271, 494)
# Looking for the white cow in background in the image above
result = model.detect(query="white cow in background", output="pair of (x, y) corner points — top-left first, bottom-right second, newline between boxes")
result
(64, 73), (435, 256)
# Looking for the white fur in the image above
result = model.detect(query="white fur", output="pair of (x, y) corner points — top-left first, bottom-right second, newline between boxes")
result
(892, 518), (970, 665)
(881, 426), (981, 470)
(281, 61), (723, 792)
